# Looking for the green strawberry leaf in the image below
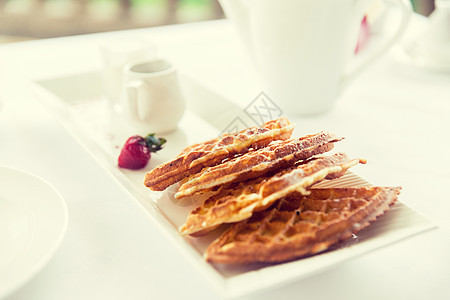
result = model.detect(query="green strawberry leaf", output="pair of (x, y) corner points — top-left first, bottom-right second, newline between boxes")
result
(144, 133), (167, 152)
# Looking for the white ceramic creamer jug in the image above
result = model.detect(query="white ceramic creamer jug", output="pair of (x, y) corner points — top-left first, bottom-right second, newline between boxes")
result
(121, 59), (185, 134)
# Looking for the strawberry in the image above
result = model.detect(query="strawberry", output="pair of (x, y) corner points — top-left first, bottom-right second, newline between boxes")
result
(118, 133), (166, 170)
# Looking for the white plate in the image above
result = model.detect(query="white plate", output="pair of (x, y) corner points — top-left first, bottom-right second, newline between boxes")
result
(0, 167), (68, 299)
(32, 72), (436, 299)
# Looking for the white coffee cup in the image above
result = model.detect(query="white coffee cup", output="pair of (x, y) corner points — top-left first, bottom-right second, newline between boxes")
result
(121, 59), (185, 134)
(220, 0), (412, 115)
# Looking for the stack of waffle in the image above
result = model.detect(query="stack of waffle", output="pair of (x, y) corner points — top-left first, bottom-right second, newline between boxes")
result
(144, 117), (400, 264)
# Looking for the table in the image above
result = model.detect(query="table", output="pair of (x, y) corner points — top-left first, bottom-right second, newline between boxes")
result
(1, 16), (449, 300)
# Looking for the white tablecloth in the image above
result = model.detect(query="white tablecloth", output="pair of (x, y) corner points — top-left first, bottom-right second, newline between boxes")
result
(0, 17), (449, 300)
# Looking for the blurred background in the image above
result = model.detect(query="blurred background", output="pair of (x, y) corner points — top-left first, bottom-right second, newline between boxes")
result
(0, 0), (436, 43)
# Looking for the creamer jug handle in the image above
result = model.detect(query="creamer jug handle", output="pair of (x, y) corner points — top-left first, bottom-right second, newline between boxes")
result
(125, 80), (145, 121)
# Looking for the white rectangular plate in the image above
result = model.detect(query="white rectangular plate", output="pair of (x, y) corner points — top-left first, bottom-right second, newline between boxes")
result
(32, 72), (437, 299)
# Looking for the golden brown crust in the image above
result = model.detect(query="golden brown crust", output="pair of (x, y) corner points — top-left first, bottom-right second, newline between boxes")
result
(205, 186), (401, 264)
(179, 153), (365, 236)
(175, 131), (342, 199)
(143, 117), (294, 191)
(141, 117), (399, 266)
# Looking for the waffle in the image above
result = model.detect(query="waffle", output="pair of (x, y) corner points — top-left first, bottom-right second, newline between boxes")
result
(174, 131), (342, 199)
(179, 153), (365, 236)
(205, 186), (401, 264)
(144, 117), (294, 191)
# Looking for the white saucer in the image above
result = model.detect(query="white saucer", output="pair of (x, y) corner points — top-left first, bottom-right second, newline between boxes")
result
(0, 167), (68, 299)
